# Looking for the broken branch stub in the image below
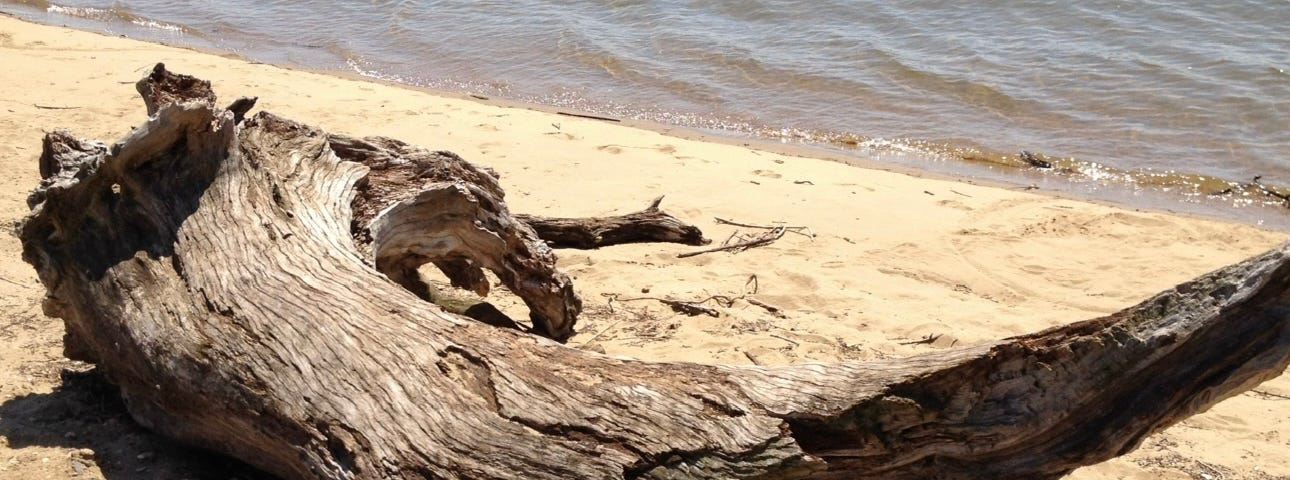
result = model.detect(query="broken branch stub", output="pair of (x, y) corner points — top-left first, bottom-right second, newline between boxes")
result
(16, 66), (1290, 480)
(135, 62), (218, 116)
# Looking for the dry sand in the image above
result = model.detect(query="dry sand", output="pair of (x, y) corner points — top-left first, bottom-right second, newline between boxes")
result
(1, 13), (1288, 480)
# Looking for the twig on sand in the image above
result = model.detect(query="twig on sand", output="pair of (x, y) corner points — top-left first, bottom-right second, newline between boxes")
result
(580, 318), (627, 345)
(34, 103), (80, 110)
(713, 217), (814, 239)
(558, 111), (621, 122)
(615, 294), (735, 317)
(1250, 389), (1290, 400)
(678, 226), (786, 258)
(769, 333), (799, 346)
(899, 334), (942, 345)
(748, 298), (786, 318)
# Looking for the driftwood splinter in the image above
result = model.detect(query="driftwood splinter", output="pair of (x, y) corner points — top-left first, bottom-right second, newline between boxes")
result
(16, 65), (1290, 480)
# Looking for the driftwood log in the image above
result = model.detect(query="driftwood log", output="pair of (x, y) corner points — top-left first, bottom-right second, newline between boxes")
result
(515, 197), (710, 249)
(17, 66), (1290, 479)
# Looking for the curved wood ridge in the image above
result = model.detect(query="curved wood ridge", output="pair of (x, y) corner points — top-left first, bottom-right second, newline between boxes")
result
(16, 65), (1290, 479)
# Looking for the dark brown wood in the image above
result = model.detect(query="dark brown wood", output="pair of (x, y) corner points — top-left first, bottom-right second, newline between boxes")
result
(225, 96), (258, 123)
(16, 67), (1290, 480)
(135, 62), (217, 116)
(515, 197), (710, 249)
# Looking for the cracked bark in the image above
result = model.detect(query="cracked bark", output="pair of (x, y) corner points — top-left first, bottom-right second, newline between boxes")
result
(16, 66), (1290, 479)
(515, 196), (710, 250)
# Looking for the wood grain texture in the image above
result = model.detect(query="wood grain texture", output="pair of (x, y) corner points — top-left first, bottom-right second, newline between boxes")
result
(16, 69), (1290, 480)
(515, 196), (710, 250)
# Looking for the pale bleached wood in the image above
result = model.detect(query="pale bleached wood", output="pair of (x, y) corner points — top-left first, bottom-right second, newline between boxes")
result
(16, 68), (1290, 480)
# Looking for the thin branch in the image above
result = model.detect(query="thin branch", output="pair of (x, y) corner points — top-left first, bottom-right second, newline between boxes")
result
(713, 217), (814, 239)
(768, 333), (799, 346)
(34, 103), (81, 110)
(899, 334), (943, 345)
(1250, 389), (1290, 400)
(580, 318), (628, 345)
(747, 298), (786, 318)
(558, 111), (621, 122)
(677, 226), (786, 258)
(615, 295), (735, 317)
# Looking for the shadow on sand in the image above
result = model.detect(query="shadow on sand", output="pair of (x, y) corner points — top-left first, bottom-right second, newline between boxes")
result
(0, 367), (273, 479)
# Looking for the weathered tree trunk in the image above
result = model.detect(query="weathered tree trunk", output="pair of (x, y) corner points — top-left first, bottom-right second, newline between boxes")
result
(515, 197), (710, 249)
(17, 67), (1290, 480)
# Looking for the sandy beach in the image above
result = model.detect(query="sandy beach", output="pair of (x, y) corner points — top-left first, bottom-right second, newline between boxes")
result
(1, 14), (1288, 479)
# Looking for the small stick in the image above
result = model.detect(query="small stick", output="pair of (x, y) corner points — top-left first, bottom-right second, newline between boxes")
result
(617, 296), (723, 317)
(721, 230), (741, 247)
(713, 217), (814, 239)
(558, 111), (621, 122)
(899, 334), (942, 345)
(768, 333), (799, 346)
(1251, 389), (1290, 400)
(743, 351), (763, 366)
(0, 276), (25, 288)
(1019, 150), (1053, 169)
(469, 94), (489, 100)
(748, 298), (786, 318)
(580, 318), (627, 345)
(744, 274), (759, 295)
(34, 104), (80, 110)
(678, 227), (785, 258)
(950, 189), (973, 198)
(1251, 176), (1290, 205)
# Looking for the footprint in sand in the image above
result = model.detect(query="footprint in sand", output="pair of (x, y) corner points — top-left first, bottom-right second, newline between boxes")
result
(596, 145), (622, 154)
(937, 199), (974, 211)
(477, 141), (505, 155)
(752, 169), (782, 179)
(779, 271), (819, 290)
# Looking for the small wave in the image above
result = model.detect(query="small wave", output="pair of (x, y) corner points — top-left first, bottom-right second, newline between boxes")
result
(0, 0), (51, 9)
(44, 2), (191, 34)
(46, 4), (128, 22)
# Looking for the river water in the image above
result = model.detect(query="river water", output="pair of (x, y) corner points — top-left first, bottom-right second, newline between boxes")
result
(4, 0), (1288, 226)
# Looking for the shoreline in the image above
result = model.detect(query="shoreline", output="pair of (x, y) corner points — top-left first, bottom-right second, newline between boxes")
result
(2, 14), (1289, 480)
(2, 9), (1289, 232)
